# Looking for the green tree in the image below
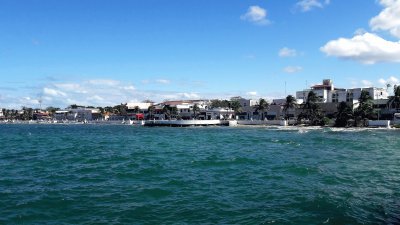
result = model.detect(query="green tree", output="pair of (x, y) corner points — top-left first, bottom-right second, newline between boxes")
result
(192, 103), (200, 119)
(162, 105), (170, 119)
(229, 100), (242, 115)
(147, 105), (155, 119)
(254, 98), (269, 120)
(210, 99), (230, 108)
(46, 106), (60, 116)
(354, 90), (373, 127)
(104, 106), (113, 114)
(133, 106), (140, 113)
(171, 106), (178, 119)
(302, 91), (324, 125)
(20, 107), (31, 120)
(113, 104), (128, 116)
(387, 85), (400, 110)
(283, 95), (297, 120)
(96, 107), (105, 114)
(334, 101), (353, 127)
(69, 104), (79, 109)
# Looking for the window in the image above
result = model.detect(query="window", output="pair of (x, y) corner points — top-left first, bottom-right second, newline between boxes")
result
(346, 92), (353, 102)
(332, 93), (338, 103)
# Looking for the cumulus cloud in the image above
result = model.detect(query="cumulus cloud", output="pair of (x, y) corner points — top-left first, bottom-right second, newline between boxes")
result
(320, 32), (400, 64)
(279, 47), (297, 57)
(378, 76), (399, 86)
(241, 6), (270, 25)
(370, 0), (400, 38)
(246, 91), (258, 96)
(295, 0), (330, 12)
(283, 66), (303, 73)
(321, 0), (400, 64)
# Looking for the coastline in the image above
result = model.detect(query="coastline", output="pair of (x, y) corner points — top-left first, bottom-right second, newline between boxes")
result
(1, 119), (398, 130)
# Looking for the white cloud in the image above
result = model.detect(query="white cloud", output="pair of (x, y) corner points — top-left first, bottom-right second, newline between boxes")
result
(283, 66), (303, 73)
(246, 91), (258, 96)
(156, 79), (170, 84)
(122, 85), (135, 90)
(87, 79), (120, 86)
(370, 0), (400, 38)
(241, 6), (270, 25)
(320, 32), (400, 64)
(43, 87), (67, 97)
(361, 80), (373, 87)
(180, 92), (200, 99)
(378, 76), (399, 86)
(279, 47), (297, 57)
(321, 0), (400, 64)
(295, 0), (330, 12)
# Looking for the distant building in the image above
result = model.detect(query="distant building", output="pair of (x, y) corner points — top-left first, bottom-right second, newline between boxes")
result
(206, 108), (234, 120)
(296, 79), (388, 104)
(230, 96), (258, 120)
(54, 108), (101, 121)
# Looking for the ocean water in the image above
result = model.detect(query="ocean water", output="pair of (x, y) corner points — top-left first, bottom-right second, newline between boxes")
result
(1, 124), (399, 225)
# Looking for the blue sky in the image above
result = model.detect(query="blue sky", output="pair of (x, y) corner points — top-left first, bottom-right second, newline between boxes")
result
(1, 0), (400, 108)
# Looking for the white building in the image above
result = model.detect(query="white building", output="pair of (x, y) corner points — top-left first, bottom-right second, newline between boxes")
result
(206, 108), (234, 120)
(296, 79), (334, 103)
(296, 79), (388, 104)
(230, 96), (258, 120)
(54, 108), (101, 121)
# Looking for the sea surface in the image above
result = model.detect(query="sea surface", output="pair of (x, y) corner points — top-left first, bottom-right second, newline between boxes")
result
(1, 124), (399, 224)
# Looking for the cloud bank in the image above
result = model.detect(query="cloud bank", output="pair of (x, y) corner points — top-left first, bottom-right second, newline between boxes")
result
(321, 0), (400, 64)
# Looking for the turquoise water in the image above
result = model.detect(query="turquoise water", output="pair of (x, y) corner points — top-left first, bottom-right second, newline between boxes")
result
(1, 124), (399, 224)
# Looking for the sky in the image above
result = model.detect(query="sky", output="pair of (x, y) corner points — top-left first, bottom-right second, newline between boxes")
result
(1, 0), (400, 108)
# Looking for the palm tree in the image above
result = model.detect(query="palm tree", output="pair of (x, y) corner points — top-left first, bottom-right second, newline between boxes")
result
(387, 85), (400, 110)
(302, 91), (323, 125)
(148, 105), (155, 119)
(133, 106), (140, 114)
(192, 103), (200, 119)
(254, 98), (269, 120)
(230, 100), (242, 115)
(162, 105), (170, 119)
(334, 101), (353, 127)
(283, 95), (297, 120)
(171, 106), (178, 119)
(354, 90), (373, 126)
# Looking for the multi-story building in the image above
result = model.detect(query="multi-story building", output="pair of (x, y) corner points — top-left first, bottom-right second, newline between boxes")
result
(296, 79), (388, 104)
(230, 96), (258, 120)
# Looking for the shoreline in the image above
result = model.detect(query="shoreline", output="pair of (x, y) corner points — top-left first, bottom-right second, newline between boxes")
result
(0, 119), (398, 130)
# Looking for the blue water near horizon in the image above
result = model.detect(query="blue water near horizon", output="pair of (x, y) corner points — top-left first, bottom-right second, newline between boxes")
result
(1, 124), (400, 224)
